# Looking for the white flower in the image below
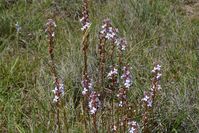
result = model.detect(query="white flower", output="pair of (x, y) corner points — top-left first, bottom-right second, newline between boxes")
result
(142, 95), (149, 102)
(80, 17), (85, 22)
(81, 22), (91, 31)
(121, 66), (132, 89)
(82, 88), (88, 95)
(100, 29), (106, 34)
(142, 92), (153, 107)
(100, 19), (118, 41)
(107, 67), (118, 79)
(101, 24), (107, 29)
(88, 91), (101, 115)
(128, 121), (138, 133)
(116, 38), (127, 51)
(119, 101), (123, 107)
(15, 22), (21, 32)
(157, 85), (162, 90)
(52, 83), (64, 95)
(147, 100), (152, 107)
(53, 95), (59, 103)
(90, 107), (97, 114)
(124, 82), (131, 88)
(150, 85), (155, 91)
(52, 83), (64, 102)
(156, 73), (162, 79)
(112, 125), (117, 131)
(152, 64), (161, 73)
(129, 127), (135, 133)
(46, 19), (57, 27)
(52, 32), (55, 37)
(81, 76), (93, 96)
(156, 64), (161, 70)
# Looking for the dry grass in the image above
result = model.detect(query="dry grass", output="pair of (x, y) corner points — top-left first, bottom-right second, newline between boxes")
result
(0, 0), (198, 132)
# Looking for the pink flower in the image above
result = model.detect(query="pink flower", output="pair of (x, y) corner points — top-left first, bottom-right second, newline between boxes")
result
(80, 0), (91, 31)
(81, 75), (93, 96)
(88, 91), (101, 115)
(128, 121), (139, 133)
(121, 66), (132, 89)
(99, 19), (118, 42)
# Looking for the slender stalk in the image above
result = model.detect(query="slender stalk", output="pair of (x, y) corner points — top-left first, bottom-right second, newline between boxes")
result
(93, 114), (98, 133)
(142, 104), (149, 133)
(80, 1), (92, 131)
(118, 44), (122, 64)
(98, 37), (106, 88)
(56, 103), (61, 133)
(142, 64), (162, 133)
(80, 0), (91, 77)
(46, 19), (61, 133)
(82, 98), (88, 133)
(82, 31), (89, 76)
(110, 42), (116, 65)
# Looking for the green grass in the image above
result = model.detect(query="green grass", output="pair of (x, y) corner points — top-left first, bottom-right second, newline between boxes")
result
(0, 0), (198, 132)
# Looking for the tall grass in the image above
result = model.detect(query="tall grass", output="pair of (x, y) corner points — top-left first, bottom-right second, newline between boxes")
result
(0, 0), (198, 132)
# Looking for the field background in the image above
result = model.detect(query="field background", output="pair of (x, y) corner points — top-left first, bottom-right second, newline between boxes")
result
(0, 0), (198, 132)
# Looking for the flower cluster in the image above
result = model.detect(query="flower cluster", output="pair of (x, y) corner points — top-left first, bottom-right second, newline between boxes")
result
(81, 74), (93, 96)
(107, 66), (118, 90)
(115, 38), (127, 51)
(150, 64), (162, 101)
(141, 64), (162, 131)
(150, 83), (161, 92)
(121, 66), (132, 89)
(151, 64), (162, 81)
(128, 121), (139, 133)
(52, 83), (64, 103)
(99, 19), (118, 41)
(80, 0), (91, 31)
(45, 19), (57, 38)
(107, 66), (118, 80)
(88, 91), (101, 115)
(111, 125), (117, 132)
(151, 64), (161, 73)
(142, 91), (153, 107)
(117, 88), (127, 107)
(151, 65), (162, 92)
(142, 64), (162, 108)
(15, 22), (21, 33)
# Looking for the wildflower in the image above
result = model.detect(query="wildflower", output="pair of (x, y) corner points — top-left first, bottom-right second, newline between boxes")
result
(53, 95), (59, 103)
(117, 88), (127, 107)
(45, 19), (56, 39)
(52, 83), (65, 103)
(128, 121), (139, 133)
(15, 22), (21, 32)
(118, 101), (123, 107)
(107, 66), (118, 79)
(151, 64), (161, 73)
(99, 19), (118, 42)
(151, 64), (162, 95)
(156, 73), (162, 80)
(121, 66), (132, 89)
(142, 92), (153, 108)
(81, 74), (93, 96)
(88, 91), (101, 115)
(157, 84), (162, 90)
(46, 19), (57, 28)
(52, 83), (64, 95)
(81, 21), (91, 31)
(142, 64), (162, 131)
(111, 125), (117, 132)
(115, 38), (127, 51)
(80, 0), (91, 31)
